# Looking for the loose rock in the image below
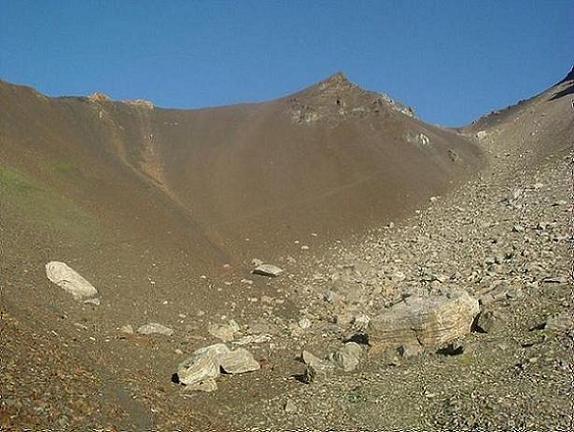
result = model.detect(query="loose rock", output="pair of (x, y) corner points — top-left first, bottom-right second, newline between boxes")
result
(137, 323), (174, 336)
(45, 261), (98, 300)
(177, 344), (229, 386)
(252, 264), (284, 277)
(475, 309), (505, 333)
(219, 348), (260, 374)
(368, 291), (479, 349)
(328, 342), (363, 371)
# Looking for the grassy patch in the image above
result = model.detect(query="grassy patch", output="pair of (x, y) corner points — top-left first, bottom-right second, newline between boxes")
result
(0, 165), (99, 240)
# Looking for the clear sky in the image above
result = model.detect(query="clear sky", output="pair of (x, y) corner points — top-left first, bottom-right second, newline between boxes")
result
(1, 1), (572, 126)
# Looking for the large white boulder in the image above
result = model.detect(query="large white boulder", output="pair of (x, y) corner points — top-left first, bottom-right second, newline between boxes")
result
(45, 261), (98, 300)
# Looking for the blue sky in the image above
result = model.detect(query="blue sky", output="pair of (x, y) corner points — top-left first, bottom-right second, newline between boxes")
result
(1, 1), (572, 126)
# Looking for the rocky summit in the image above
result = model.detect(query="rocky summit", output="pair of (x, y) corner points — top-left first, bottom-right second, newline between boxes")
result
(1, 65), (573, 431)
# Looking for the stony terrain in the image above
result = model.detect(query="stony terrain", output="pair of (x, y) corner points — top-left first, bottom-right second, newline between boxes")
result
(1, 68), (573, 430)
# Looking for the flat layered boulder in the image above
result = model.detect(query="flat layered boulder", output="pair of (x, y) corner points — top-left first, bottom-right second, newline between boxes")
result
(368, 291), (479, 349)
(252, 264), (284, 277)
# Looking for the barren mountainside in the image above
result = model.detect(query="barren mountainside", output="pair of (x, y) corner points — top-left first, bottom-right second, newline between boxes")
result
(0, 74), (484, 263)
(1, 68), (572, 430)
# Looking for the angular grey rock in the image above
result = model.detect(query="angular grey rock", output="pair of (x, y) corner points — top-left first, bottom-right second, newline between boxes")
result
(252, 264), (284, 277)
(328, 342), (363, 371)
(475, 310), (505, 333)
(177, 344), (229, 386)
(298, 317), (312, 330)
(45, 261), (98, 300)
(284, 399), (297, 413)
(137, 323), (174, 336)
(177, 343), (259, 389)
(208, 321), (239, 342)
(302, 350), (335, 383)
(219, 348), (260, 374)
(368, 291), (479, 349)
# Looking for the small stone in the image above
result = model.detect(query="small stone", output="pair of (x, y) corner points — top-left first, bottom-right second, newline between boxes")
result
(120, 324), (134, 334)
(298, 317), (312, 330)
(137, 323), (174, 336)
(208, 322), (238, 342)
(475, 310), (505, 333)
(302, 350), (335, 383)
(391, 271), (406, 282)
(251, 258), (264, 267)
(252, 264), (284, 277)
(541, 276), (567, 284)
(219, 348), (260, 374)
(512, 225), (525, 233)
(83, 298), (101, 306)
(233, 334), (272, 345)
(437, 341), (465, 356)
(284, 400), (297, 413)
(328, 342), (363, 371)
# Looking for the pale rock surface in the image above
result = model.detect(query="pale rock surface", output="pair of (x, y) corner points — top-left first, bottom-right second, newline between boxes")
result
(252, 264), (284, 277)
(368, 291), (479, 349)
(137, 323), (174, 336)
(45, 261), (98, 300)
(177, 345), (227, 386)
(219, 348), (260, 374)
(328, 342), (363, 371)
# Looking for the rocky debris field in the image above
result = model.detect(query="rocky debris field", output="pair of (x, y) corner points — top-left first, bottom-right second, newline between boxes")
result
(1, 83), (573, 429)
(226, 136), (573, 430)
(2, 141), (572, 430)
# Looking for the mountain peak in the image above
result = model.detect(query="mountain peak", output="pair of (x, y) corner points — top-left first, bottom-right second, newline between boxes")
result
(319, 71), (352, 87)
(287, 72), (415, 125)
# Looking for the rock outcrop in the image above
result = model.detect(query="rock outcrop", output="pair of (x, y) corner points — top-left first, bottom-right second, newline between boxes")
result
(368, 291), (479, 349)
(176, 343), (259, 391)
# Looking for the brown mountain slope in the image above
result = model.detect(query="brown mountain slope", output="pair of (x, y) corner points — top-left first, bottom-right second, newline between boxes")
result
(1, 74), (484, 264)
(1, 69), (571, 430)
(465, 66), (573, 169)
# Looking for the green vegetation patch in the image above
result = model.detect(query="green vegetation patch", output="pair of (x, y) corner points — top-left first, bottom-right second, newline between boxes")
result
(0, 165), (99, 241)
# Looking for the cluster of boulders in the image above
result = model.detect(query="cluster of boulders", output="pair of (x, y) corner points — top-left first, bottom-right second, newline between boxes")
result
(175, 343), (259, 392)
